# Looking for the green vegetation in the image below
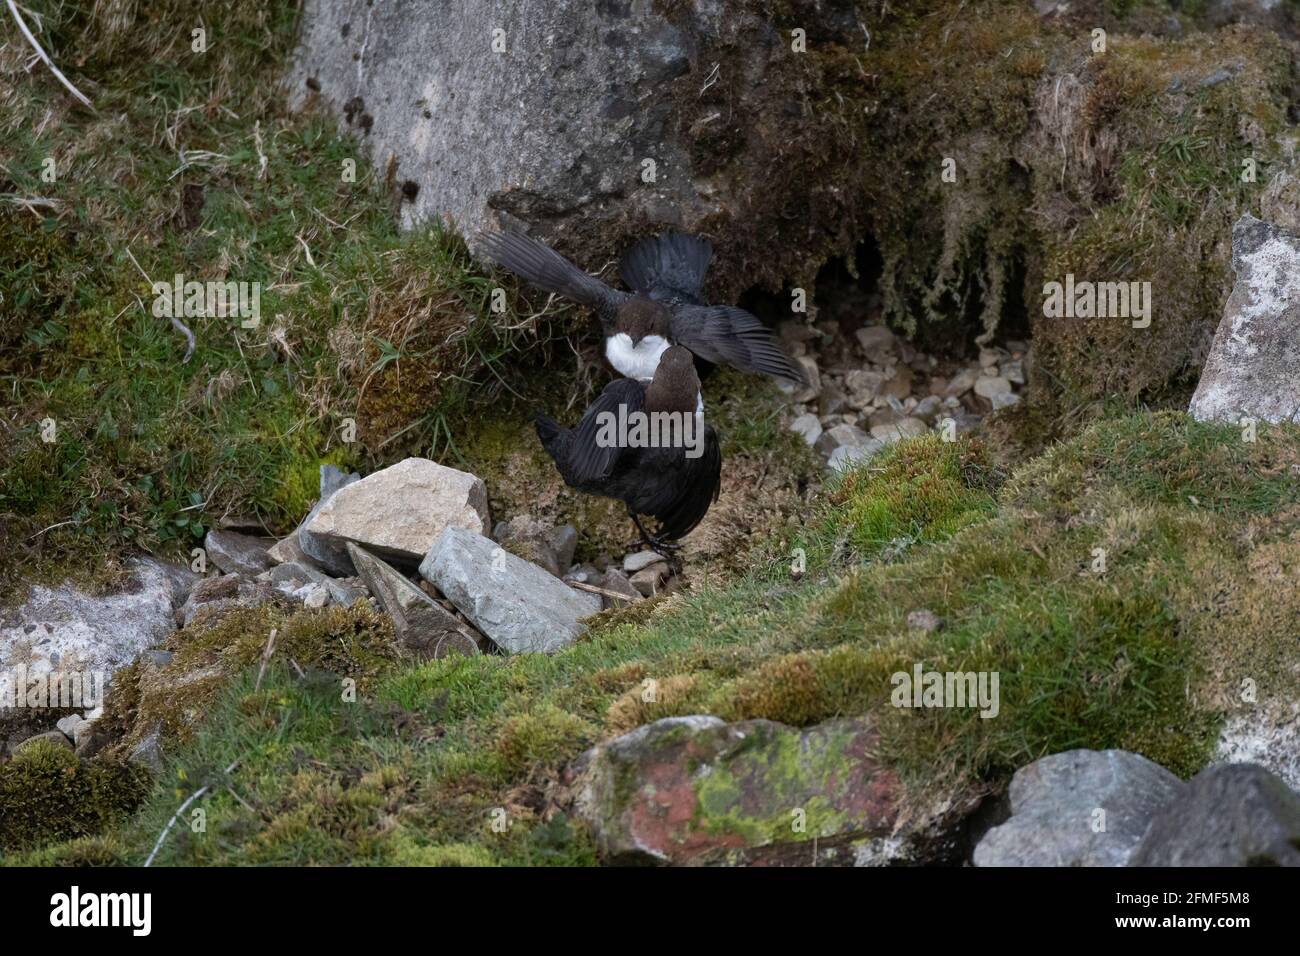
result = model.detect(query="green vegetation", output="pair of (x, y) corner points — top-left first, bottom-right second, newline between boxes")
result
(0, 740), (149, 854)
(11, 412), (1294, 865)
(0, 0), (580, 599)
(3, 0), (1297, 866)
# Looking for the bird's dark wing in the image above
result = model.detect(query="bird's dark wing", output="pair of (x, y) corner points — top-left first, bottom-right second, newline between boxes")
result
(670, 305), (806, 383)
(478, 230), (626, 316)
(619, 232), (712, 307)
(567, 378), (646, 485)
(644, 425), (722, 540)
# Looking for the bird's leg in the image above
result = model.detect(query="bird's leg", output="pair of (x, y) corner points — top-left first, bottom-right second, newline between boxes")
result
(626, 507), (658, 552)
(624, 509), (685, 571)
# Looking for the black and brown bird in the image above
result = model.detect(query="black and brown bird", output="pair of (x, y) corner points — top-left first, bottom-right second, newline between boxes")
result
(534, 345), (721, 557)
(478, 228), (804, 384)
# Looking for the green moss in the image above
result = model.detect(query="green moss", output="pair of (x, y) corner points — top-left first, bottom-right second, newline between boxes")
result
(0, 742), (150, 854)
(494, 705), (597, 775)
(822, 434), (1001, 557)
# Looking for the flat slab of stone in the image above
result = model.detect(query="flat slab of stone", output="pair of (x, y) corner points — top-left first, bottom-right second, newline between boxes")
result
(306, 458), (490, 565)
(1189, 214), (1300, 424)
(203, 529), (274, 576)
(419, 526), (600, 654)
(973, 749), (1184, 867)
(347, 543), (479, 659)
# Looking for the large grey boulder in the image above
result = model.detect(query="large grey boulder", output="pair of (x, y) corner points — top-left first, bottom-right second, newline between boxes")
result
(973, 749), (1184, 867)
(1131, 763), (1300, 867)
(305, 458), (490, 567)
(287, 0), (871, 296)
(1189, 214), (1300, 425)
(0, 557), (195, 684)
(420, 526), (601, 654)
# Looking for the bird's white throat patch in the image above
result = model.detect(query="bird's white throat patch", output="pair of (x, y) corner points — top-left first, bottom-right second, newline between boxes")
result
(606, 332), (669, 381)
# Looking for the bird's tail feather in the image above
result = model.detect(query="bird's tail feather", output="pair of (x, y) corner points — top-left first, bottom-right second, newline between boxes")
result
(534, 413), (562, 449)
(619, 231), (713, 300)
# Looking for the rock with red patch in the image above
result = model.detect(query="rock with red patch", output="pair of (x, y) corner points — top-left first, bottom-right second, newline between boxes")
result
(571, 715), (901, 865)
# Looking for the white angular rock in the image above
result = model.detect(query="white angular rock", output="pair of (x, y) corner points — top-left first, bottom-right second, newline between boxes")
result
(306, 458), (490, 565)
(203, 529), (274, 576)
(779, 356), (821, 404)
(1189, 214), (1300, 425)
(855, 325), (896, 356)
(623, 550), (665, 574)
(945, 368), (980, 397)
(973, 376), (1012, 401)
(0, 558), (194, 685)
(789, 412), (823, 447)
(869, 417), (928, 443)
(420, 526), (601, 654)
(827, 439), (884, 473)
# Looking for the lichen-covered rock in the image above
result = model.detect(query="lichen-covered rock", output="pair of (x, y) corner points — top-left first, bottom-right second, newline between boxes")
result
(176, 574), (280, 629)
(572, 715), (900, 865)
(306, 458), (490, 566)
(1130, 763), (1300, 867)
(420, 526), (600, 654)
(1215, 707), (1300, 792)
(0, 557), (195, 682)
(973, 749), (1184, 867)
(1189, 214), (1300, 425)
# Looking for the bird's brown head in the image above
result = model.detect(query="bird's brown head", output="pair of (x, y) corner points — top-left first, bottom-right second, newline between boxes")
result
(616, 297), (672, 344)
(645, 345), (700, 414)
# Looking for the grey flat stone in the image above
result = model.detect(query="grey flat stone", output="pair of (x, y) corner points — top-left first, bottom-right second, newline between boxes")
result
(420, 526), (600, 654)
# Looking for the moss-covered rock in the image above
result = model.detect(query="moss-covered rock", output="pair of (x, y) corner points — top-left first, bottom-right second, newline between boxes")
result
(573, 715), (905, 865)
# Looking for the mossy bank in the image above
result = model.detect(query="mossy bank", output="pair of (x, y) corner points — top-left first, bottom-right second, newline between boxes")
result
(8, 412), (1296, 864)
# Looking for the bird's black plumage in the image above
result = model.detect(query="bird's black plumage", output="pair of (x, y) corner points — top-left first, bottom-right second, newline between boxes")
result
(478, 228), (805, 385)
(534, 347), (722, 548)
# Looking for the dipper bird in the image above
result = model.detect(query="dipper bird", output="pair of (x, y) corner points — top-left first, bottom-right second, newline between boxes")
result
(534, 345), (721, 557)
(478, 228), (805, 384)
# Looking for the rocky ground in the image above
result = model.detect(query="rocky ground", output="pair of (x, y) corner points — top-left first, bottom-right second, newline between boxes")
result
(5, 208), (1300, 861)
